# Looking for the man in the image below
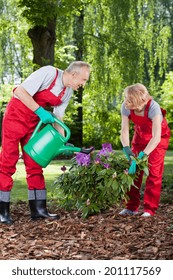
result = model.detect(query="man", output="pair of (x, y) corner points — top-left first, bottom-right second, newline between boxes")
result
(0, 61), (90, 224)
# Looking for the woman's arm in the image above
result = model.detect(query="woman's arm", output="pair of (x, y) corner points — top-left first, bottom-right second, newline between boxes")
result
(143, 115), (161, 155)
(120, 115), (130, 147)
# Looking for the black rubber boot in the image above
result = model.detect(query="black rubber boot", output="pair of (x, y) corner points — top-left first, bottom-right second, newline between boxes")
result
(28, 189), (60, 220)
(29, 199), (60, 220)
(0, 201), (13, 224)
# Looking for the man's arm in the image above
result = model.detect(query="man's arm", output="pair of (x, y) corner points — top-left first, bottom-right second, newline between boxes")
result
(14, 86), (39, 111)
(53, 116), (65, 136)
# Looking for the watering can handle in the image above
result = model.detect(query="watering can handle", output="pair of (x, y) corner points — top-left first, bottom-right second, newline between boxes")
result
(30, 116), (71, 142)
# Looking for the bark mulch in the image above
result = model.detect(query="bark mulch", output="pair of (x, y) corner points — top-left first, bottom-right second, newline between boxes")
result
(0, 202), (173, 260)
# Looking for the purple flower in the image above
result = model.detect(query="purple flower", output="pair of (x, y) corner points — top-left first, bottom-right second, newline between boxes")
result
(94, 157), (101, 164)
(61, 165), (67, 172)
(103, 163), (110, 169)
(124, 169), (129, 175)
(102, 143), (113, 151)
(76, 153), (91, 166)
(98, 143), (113, 156)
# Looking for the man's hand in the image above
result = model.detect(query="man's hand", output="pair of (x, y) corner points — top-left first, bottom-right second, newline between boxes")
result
(34, 107), (54, 124)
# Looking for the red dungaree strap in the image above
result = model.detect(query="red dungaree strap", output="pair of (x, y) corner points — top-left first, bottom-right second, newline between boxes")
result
(144, 99), (152, 117)
(48, 70), (58, 90)
(48, 69), (66, 99)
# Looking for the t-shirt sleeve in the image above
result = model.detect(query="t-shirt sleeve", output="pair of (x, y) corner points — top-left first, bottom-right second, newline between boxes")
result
(148, 100), (162, 120)
(21, 66), (56, 96)
(121, 102), (130, 117)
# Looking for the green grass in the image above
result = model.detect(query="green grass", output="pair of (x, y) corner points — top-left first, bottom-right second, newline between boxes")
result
(163, 150), (173, 173)
(11, 159), (71, 202)
(10, 150), (173, 203)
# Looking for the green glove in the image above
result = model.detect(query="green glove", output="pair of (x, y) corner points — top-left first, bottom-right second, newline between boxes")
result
(123, 146), (135, 161)
(34, 107), (54, 124)
(138, 151), (147, 159)
(128, 151), (147, 174)
(128, 159), (137, 174)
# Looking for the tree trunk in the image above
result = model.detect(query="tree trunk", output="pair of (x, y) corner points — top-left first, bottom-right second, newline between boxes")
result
(28, 19), (56, 67)
(72, 10), (84, 147)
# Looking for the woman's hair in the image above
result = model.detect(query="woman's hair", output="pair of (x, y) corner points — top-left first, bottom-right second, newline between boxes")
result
(124, 83), (152, 110)
(66, 61), (90, 73)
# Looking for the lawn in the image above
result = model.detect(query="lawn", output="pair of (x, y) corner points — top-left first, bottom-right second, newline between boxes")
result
(11, 159), (71, 202)
(11, 150), (173, 203)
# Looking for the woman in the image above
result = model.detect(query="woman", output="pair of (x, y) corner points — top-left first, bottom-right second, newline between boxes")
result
(120, 83), (170, 217)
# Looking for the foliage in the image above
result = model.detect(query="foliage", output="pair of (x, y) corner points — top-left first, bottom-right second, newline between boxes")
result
(82, 0), (171, 147)
(159, 71), (173, 148)
(0, 0), (33, 83)
(18, 0), (58, 26)
(18, 0), (89, 26)
(0, 84), (13, 111)
(0, 84), (15, 144)
(82, 90), (122, 148)
(1, 0), (173, 148)
(53, 143), (148, 218)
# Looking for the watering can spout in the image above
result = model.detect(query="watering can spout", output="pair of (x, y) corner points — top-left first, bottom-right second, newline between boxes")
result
(80, 147), (94, 154)
(58, 145), (94, 155)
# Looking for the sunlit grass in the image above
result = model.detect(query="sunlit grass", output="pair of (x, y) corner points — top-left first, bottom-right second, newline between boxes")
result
(11, 159), (71, 202)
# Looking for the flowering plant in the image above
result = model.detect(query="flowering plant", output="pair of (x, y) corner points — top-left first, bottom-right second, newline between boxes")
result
(54, 143), (148, 218)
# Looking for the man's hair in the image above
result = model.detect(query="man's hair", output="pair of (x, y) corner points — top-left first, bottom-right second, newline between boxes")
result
(66, 61), (90, 73)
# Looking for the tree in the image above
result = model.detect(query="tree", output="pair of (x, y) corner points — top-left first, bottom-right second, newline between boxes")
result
(18, 0), (86, 68)
(0, 0), (172, 149)
(71, 9), (85, 146)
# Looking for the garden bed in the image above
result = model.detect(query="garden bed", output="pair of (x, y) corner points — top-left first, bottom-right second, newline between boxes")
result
(0, 201), (173, 260)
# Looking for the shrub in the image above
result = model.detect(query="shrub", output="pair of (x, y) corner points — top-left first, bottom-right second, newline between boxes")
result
(53, 143), (148, 218)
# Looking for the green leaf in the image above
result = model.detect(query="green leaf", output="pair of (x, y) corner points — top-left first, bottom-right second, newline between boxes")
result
(112, 180), (119, 191)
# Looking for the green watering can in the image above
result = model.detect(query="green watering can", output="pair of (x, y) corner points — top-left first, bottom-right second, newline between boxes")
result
(24, 117), (93, 168)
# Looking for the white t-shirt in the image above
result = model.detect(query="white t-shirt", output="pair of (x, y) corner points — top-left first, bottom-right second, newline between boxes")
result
(19, 65), (73, 118)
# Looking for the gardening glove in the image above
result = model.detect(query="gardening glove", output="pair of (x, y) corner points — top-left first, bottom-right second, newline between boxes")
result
(138, 151), (147, 159)
(63, 142), (74, 156)
(128, 159), (137, 175)
(34, 106), (55, 124)
(128, 151), (147, 175)
(122, 146), (135, 161)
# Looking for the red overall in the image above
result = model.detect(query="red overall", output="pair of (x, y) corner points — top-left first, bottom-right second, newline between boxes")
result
(126, 100), (170, 215)
(0, 70), (66, 191)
